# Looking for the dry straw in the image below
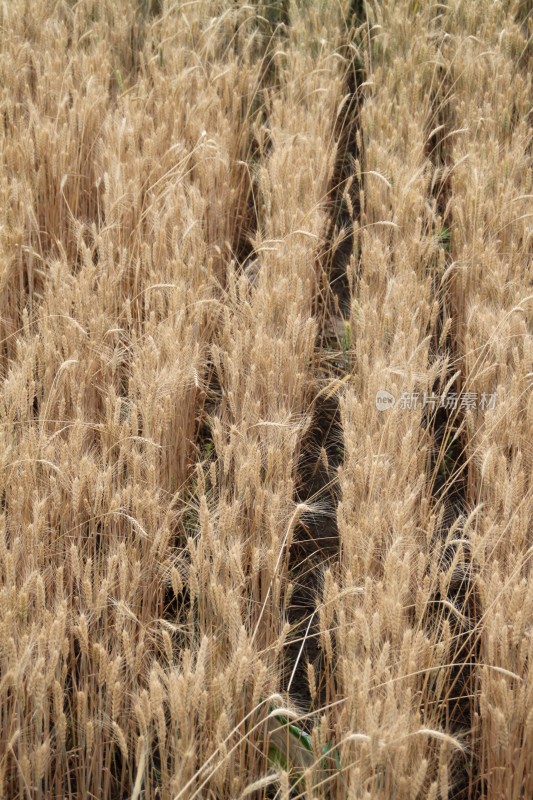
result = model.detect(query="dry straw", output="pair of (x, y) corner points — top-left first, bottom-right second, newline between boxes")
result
(0, 0), (531, 798)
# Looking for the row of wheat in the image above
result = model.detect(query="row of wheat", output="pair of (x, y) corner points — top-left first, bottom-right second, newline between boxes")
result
(0, 0), (531, 798)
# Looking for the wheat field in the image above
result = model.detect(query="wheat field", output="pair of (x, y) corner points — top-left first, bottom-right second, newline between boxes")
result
(0, 0), (532, 798)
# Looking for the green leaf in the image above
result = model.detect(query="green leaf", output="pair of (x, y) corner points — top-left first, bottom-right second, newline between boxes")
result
(268, 743), (288, 771)
(287, 723), (312, 752)
(438, 226), (451, 251)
